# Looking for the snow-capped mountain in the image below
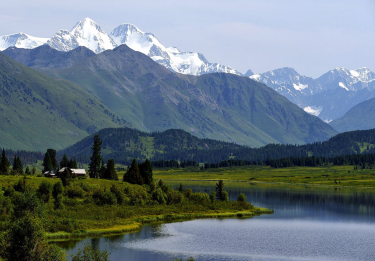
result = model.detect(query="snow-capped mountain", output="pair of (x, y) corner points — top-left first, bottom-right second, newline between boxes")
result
(0, 33), (48, 51)
(110, 23), (241, 75)
(47, 18), (116, 54)
(0, 18), (241, 76)
(248, 66), (375, 122)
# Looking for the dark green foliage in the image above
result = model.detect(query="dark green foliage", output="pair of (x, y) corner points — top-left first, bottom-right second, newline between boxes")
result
(60, 154), (69, 168)
(178, 183), (183, 192)
(215, 180), (227, 201)
(47, 149), (58, 170)
(123, 159), (143, 185)
(61, 168), (71, 187)
(42, 152), (53, 172)
(158, 179), (164, 187)
(209, 191), (216, 203)
(25, 166), (31, 175)
(139, 159), (153, 185)
(104, 159), (117, 180)
(237, 193), (247, 203)
(0, 149), (10, 174)
(89, 134), (102, 179)
(152, 188), (167, 205)
(37, 181), (52, 203)
(52, 181), (64, 199)
(12, 156), (23, 174)
(54, 194), (64, 210)
(13, 178), (26, 193)
(32, 166), (36, 175)
(184, 188), (192, 199)
(71, 242), (109, 261)
(0, 188), (65, 261)
(110, 185), (124, 205)
(66, 186), (85, 199)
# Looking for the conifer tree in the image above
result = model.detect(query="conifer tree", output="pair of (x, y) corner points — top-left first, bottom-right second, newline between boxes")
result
(89, 134), (102, 179)
(25, 166), (31, 175)
(0, 148), (10, 174)
(60, 154), (69, 168)
(12, 156), (23, 174)
(46, 149), (58, 170)
(123, 159), (143, 185)
(105, 159), (117, 180)
(42, 152), (53, 172)
(139, 159), (153, 185)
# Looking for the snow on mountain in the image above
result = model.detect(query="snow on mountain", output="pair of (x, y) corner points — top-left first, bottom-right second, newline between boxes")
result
(0, 18), (242, 76)
(69, 18), (117, 53)
(110, 23), (242, 76)
(303, 106), (322, 116)
(0, 33), (48, 51)
(47, 29), (80, 52)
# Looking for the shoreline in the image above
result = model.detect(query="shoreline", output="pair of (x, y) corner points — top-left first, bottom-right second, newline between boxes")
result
(46, 207), (273, 241)
(161, 178), (375, 190)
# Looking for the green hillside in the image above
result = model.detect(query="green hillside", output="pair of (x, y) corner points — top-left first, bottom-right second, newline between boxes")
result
(330, 97), (375, 132)
(61, 127), (375, 165)
(4, 45), (337, 147)
(0, 52), (130, 151)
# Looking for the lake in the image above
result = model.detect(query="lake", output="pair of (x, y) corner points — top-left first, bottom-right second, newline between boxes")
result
(58, 181), (375, 260)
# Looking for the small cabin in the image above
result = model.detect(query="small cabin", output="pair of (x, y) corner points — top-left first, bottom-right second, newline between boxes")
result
(58, 167), (86, 177)
(44, 171), (56, 178)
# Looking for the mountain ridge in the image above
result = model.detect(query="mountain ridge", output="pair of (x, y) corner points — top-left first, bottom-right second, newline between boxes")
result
(2, 44), (337, 147)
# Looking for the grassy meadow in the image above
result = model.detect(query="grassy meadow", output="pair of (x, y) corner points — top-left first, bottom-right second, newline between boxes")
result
(150, 165), (375, 188)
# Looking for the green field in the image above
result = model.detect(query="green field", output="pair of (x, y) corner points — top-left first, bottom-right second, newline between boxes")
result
(152, 165), (375, 188)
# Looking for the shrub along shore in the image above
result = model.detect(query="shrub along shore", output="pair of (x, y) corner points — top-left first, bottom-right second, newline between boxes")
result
(0, 175), (272, 243)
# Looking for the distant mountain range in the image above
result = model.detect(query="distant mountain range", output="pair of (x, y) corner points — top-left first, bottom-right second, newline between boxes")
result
(2, 44), (337, 149)
(248, 67), (375, 123)
(0, 18), (240, 76)
(1, 17), (373, 127)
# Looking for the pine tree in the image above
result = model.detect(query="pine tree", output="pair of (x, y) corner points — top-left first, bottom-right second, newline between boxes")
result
(105, 159), (117, 180)
(60, 154), (69, 168)
(46, 149), (58, 170)
(123, 159), (143, 185)
(89, 134), (102, 179)
(0, 148), (9, 174)
(25, 166), (31, 175)
(139, 159), (153, 185)
(42, 152), (53, 172)
(12, 156), (23, 174)
(215, 180), (226, 201)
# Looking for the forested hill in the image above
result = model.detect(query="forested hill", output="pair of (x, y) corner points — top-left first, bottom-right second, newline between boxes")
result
(60, 127), (375, 165)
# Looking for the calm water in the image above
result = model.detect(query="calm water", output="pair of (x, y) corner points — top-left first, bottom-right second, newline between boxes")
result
(58, 182), (375, 261)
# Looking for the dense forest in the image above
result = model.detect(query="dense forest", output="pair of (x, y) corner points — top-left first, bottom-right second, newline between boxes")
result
(61, 127), (375, 165)
(2, 128), (375, 169)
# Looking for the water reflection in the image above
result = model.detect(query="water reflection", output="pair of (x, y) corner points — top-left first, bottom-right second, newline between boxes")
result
(57, 182), (375, 260)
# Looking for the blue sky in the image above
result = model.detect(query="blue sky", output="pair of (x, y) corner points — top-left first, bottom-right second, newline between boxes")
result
(1, 0), (374, 77)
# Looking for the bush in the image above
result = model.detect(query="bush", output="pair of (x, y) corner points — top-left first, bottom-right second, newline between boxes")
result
(209, 191), (216, 203)
(101, 191), (117, 205)
(13, 178), (26, 193)
(152, 188), (167, 205)
(237, 193), (247, 203)
(184, 189), (192, 199)
(52, 181), (64, 199)
(37, 181), (52, 203)
(54, 194), (64, 210)
(110, 185), (125, 205)
(66, 186), (85, 199)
